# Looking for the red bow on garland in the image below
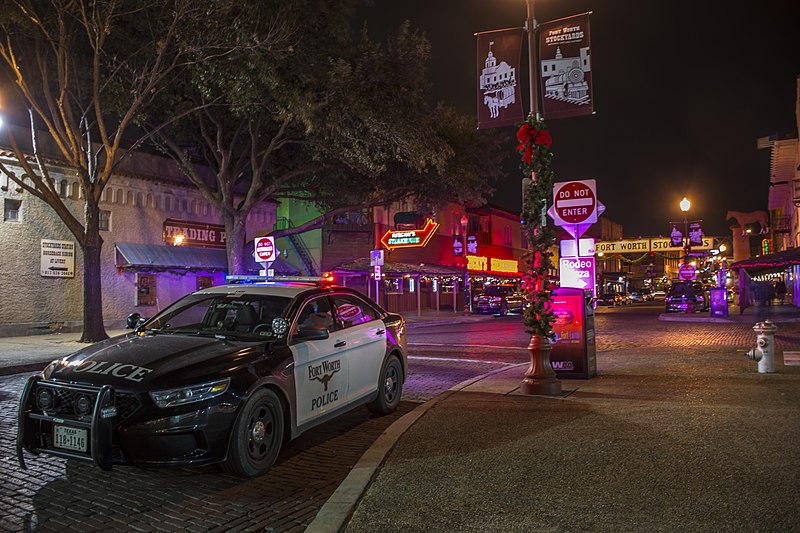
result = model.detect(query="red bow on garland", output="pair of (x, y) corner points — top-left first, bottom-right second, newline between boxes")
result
(516, 123), (553, 163)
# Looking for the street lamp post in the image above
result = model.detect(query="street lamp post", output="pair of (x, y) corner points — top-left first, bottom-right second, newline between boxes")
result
(525, 0), (539, 117)
(680, 196), (691, 250)
(680, 197), (692, 314)
(461, 214), (471, 315)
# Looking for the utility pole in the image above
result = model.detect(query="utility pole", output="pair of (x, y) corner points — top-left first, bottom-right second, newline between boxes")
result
(525, 0), (539, 118)
(520, 0), (562, 396)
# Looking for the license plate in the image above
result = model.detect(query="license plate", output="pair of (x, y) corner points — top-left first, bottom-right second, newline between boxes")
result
(53, 425), (88, 452)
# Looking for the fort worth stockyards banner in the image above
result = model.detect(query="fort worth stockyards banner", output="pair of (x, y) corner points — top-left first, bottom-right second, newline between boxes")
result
(476, 28), (524, 130)
(539, 13), (594, 120)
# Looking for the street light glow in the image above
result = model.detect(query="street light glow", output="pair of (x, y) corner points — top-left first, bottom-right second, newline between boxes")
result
(679, 197), (691, 212)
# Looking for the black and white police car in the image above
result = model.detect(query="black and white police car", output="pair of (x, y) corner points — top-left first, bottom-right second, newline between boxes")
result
(17, 278), (407, 477)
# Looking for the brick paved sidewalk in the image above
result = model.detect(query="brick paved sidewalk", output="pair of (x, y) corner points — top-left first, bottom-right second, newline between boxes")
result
(332, 344), (800, 532)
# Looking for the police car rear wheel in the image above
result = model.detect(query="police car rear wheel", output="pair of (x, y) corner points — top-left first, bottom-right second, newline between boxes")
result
(367, 355), (403, 415)
(223, 388), (284, 477)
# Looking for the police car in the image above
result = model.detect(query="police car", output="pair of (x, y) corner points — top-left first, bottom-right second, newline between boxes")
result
(17, 278), (407, 477)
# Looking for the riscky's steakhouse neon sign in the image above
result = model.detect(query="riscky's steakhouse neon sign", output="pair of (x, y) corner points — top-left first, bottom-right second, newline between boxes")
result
(380, 219), (440, 250)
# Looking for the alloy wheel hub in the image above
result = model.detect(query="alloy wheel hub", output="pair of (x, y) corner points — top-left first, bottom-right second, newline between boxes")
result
(251, 420), (266, 443)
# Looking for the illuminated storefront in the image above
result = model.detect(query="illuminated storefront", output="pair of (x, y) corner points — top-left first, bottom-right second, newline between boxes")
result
(330, 205), (526, 315)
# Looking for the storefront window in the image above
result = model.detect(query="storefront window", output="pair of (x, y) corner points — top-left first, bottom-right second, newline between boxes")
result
(384, 278), (402, 294)
(196, 275), (214, 290)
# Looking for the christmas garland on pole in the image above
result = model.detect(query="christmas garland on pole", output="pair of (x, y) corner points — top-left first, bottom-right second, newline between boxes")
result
(517, 114), (555, 338)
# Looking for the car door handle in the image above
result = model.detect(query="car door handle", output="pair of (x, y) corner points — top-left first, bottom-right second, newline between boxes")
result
(375, 329), (385, 335)
(334, 340), (347, 348)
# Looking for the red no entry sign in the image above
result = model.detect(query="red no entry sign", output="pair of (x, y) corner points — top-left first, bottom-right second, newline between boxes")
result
(555, 181), (596, 224)
(678, 263), (696, 281)
(254, 236), (276, 262)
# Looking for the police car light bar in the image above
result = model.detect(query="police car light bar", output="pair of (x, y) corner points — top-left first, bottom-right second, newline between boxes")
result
(226, 275), (328, 283)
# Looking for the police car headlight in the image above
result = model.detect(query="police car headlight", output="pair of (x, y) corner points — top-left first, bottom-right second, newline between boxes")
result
(149, 378), (230, 408)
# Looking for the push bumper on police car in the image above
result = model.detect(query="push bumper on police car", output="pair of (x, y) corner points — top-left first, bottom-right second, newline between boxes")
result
(17, 373), (239, 470)
(17, 376), (118, 470)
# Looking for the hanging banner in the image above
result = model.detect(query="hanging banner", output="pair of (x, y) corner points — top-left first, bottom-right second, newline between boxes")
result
(476, 28), (524, 129)
(669, 223), (683, 247)
(689, 221), (704, 247)
(539, 12), (594, 120)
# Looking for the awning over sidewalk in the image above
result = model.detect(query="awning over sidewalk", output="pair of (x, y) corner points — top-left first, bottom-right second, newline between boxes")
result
(331, 258), (466, 276)
(729, 247), (800, 273)
(115, 242), (301, 274)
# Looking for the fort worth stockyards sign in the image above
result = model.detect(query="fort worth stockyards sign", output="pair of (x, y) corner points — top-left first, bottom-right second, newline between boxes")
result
(595, 237), (715, 254)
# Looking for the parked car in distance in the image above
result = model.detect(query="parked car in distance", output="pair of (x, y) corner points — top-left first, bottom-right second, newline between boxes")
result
(664, 281), (709, 313)
(652, 290), (667, 300)
(640, 288), (654, 301)
(616, 292), (632, 305)
(473, 284), (524, 315)
(629, 291), (644, 303)
(596, 292), (617, 306)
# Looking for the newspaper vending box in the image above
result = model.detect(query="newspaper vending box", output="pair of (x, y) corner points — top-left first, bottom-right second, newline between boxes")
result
(550, 287), (597, 379)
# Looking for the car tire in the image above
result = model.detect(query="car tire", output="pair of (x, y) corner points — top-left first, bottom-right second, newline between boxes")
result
(367, 355), (403, 415)
(222, 388), (284, 477)
(499, 302), (509, 316)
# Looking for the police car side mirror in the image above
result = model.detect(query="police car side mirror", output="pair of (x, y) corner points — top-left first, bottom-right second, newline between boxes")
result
(126, 313), (142, 329)
(295, 326), (330, 341)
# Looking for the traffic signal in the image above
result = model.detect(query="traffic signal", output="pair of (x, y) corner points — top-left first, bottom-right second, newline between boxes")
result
(762, 238), (771, 255)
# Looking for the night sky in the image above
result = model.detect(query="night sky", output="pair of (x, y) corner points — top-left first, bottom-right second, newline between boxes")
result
(366, 0), (800, 238)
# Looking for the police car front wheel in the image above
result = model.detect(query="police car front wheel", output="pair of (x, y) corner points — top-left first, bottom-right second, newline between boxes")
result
(367, 355), (403, 415)
(222, 388), (284, 477)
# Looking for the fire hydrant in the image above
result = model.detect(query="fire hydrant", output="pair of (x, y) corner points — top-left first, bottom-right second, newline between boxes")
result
(746, 320), (777, 373)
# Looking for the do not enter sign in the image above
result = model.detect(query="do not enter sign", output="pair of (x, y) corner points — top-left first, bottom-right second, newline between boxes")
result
(679, 263), (697, 281)
(254, 236), (276, 263)
(554, 180), (597, 225)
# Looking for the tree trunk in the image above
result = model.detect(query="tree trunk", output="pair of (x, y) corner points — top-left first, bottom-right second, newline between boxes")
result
(224, 213), (248, 275)
(80, 218), (109, 342)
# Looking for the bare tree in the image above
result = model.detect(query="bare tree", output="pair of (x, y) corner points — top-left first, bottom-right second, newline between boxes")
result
(0, 0), (289, 341)
(149, 14), (503, 275)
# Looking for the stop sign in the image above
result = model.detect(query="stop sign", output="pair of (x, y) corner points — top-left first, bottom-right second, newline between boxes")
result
(554, 181), (597, 224)
(678, 263), (696, 280)
(254, 236), (276, 262)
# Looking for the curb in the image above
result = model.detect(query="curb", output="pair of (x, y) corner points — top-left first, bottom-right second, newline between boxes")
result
(0, 362), (48, 377)
(657, 313), (800, 324)
(405, 314), (502, 330)
(304, 363), (526, 533)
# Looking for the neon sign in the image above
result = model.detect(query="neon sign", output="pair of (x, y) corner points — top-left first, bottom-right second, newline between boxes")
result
(491, 258), (518, 273)
(467, 255), (519, 274)
(380, 219), (440, 250)
(467, 256), (487, 271)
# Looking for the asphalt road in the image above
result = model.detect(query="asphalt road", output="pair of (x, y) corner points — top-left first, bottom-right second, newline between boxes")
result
(2, 303), (798, 531)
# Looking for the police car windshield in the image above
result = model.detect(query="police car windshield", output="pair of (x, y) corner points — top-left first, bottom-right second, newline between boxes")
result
(143, 294), (292, 338)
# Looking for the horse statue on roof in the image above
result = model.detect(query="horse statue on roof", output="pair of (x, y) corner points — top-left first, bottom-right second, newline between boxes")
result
(726, 210), (769, 234)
